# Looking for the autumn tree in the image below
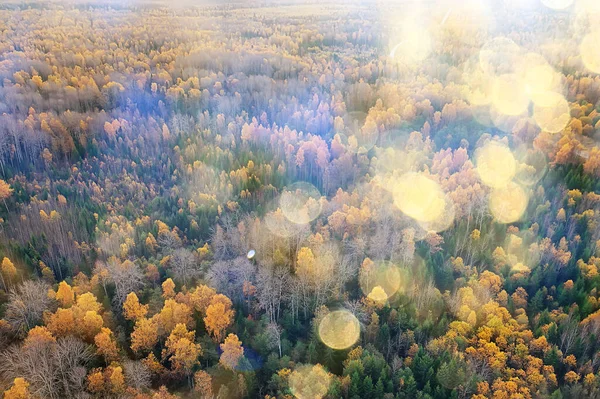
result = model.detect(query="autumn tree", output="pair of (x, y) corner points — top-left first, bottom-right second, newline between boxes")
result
(3, 378), (31, 399)
(131, 318), (159, 354)
(0, 179), (13, 211)
(204, 294), (234, 342)
(123, 292), (148, 321)
(219, 333), (244, 371)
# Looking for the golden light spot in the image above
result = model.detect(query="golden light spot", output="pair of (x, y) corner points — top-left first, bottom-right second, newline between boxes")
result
(475, 142), (516, 188)
(492, 74), (530, 116)
(489, 182), (529, 223)
(418, 194), (456, 233)
(514, 147), (547, 186)
(581, 32), (600, 74)
(533, 92), (570, 133)
(279, 182), (322, 225)
(461, 56), (494, 107)
(264, 208), (308, 238)
(389, 22), (432, 64)
(541, 0), (574, 10)
(392, 173), (446, 223)
(289, 364), (332, 399)
(318, 310), (360, 350)
(479, 37), (522, 76)
(490, 109), (526, 133)
(517, 54), (562, 105)
(360, 261), (402, 303)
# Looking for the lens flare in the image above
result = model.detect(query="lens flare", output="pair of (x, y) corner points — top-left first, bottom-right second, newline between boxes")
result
(390, 23), (432, 64)
(279, 182), (322, 225)
(489, 182), (529, 223)
(581, 32), (600, 74)
(514, 147), (548, 187)
(318, 310), (360, 350)
(479, 37), (522, 76)
(359, 260), (402, 303)
(541, 0), (574, 10)
(417, 195), (456, 233)
(289, 364), (332, 399)
(392, 173), (446, 223)
(533, 92), (570, 133)
(492, 74), (530, 116)
(517, 53), (563, 105)
(475, 142), (516, 188)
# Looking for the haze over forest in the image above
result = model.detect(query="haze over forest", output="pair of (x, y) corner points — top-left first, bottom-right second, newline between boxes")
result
(1, 0), (600, 398)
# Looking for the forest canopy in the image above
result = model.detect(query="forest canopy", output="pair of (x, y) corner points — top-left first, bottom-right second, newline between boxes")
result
(1, 0), (600, 398)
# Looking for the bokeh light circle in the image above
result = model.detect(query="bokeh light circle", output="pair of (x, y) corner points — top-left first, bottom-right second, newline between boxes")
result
(492, 74), (530, 116)
(279, 182), (322, 225)
(581, 32), (600, 74)
(475, 141), (516, 188)
(417, 195), (456, 233)
(289, 364), (332, 399)
(533, 92), (570, 133)
(359, 260), (402, 303)
(392, 173), (446, 223)
(489, 182), (529, 223)
(513, 146), (548, 187)
(318, 310), (361, 350)
(479, 37), (522, 76)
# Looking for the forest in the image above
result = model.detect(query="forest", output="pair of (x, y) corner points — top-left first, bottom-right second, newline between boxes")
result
(1, 0), (600, 398)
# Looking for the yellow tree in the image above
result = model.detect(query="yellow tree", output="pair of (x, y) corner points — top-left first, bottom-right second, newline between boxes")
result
(23, 326), (56, 348)
(55, 281), (75, 307)
(131, 318), (159, 353)
(204, 294), (234, 342)
(95, 327), (119, 362)
(162, 278), (176, 299)
(162, 323), (202, 375)
(80, 310), (104, 341)
(87, 369), (105, 394)
(108, 365), (126, 394)
(0, 179), (13, 211)
(1, 257), (17, 290)
(219, 333), (244, 371)
(194, 370), (213, 398)
(123, 292), (148, 321)
(156, 299), (193, 336)
(46, 308), (76, 337)
(3, 378), (30, 399)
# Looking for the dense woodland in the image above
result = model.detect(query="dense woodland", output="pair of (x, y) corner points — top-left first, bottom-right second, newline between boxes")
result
(2, 0), (600, 398)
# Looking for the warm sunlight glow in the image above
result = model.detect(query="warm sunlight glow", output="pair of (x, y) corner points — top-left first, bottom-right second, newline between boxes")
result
(392, 173), (446, 223)
(289, 364), (332, 399)
(359, 260), (402, 303)
(541, 0), (574, 10)
(318, 310), (361, 350)
(533, 92), (571, 133)
(491, 74), (530, 116)
(489, 182), (529, 223)
(581, 32), (600, 74)
(475, 142), (516, 188)
(280, 182), (322, 225)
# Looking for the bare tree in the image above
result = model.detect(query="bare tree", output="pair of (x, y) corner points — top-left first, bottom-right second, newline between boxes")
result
(0, 337), (93, 399)
(170, 248), (201, 286)
(3, 280), (52, 337)
(103, 258), (145, 308)
(124, 361), (151, 390)
(207, 256), (255, 303)
(266, 322), (283, 358)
